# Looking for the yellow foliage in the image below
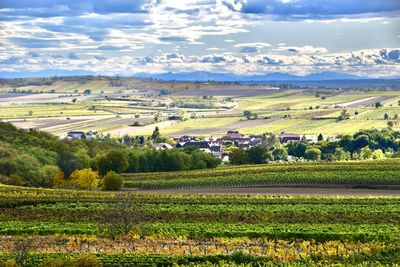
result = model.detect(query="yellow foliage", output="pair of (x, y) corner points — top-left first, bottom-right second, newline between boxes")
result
(52, 170), (66, 188)
(70, 168), (99, 190)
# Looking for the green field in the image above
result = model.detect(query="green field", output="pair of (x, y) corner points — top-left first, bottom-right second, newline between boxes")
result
(123, 159), (400, 189)
(0, 184), (399, 266)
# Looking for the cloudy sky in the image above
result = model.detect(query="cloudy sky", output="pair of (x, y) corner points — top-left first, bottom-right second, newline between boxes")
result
(0, 0), (399, 77)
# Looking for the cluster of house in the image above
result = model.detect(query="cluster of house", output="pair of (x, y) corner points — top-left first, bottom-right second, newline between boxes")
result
(65, 131), (98, 140)
(156, 131), (309, 161)
(66, 130), (313, 161)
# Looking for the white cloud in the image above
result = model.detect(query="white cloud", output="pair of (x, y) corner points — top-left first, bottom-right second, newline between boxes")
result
(2, 48), (399, 78)
(234, 42), (272, 48)
(272, 45), (328, 54)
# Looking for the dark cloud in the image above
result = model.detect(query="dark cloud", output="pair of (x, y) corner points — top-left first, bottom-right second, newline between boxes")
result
(94, 55), (107, 60)
(97, 45), (130, 50)
(201, 55), (226, 63)
(159, 36), (189, 42)
(0, 0), (151, 17)
(11, 38), (62, 48)
(68, 52), (80, 59)
(233, 0), (400, 18)
(239, 47), (259, 53)
(28, 52), (40, 58)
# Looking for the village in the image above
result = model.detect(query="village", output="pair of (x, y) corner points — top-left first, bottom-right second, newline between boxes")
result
(65, 129), (321, 163)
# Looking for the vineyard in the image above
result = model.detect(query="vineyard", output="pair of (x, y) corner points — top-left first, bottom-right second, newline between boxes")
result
(123, 159), (400, 189)
(0, 185), (399, 266)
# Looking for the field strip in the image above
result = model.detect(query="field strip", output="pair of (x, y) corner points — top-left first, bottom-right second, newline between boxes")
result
(137, 187), (400, 196)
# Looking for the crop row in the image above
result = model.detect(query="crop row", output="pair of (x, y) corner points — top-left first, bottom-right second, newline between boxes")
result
(1, 251), (399, 267)
(1, 184), (399, 207)
(0, 221), (398, 242)
(125, 170), (400, 189)
(123, 160), (400, 182)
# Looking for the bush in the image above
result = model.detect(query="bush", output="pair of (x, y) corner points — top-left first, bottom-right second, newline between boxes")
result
(70, 168), (99, 190)
(102, 171), (123, 191)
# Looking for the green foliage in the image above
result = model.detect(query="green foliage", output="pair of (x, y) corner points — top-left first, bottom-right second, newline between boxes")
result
(102, 171), (123, 191)
(247, 146), (267, 164)
(272, 147), (288, 161)
(229, 148), (249, 165)
(97, 150), (128, 176)
(123, 160), (400, 189)
(361, 146), (372, 160)
(304, 147), (321, 161)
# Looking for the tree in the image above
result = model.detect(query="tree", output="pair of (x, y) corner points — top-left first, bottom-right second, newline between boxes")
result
(247, 146), (267, 164)
(39, 165), (59, 187)
(287, 142), (307, 158)
(97, 150), (129, 175)
(261, 134), (280, 150)
(333, 148), (351, 161)
(229, 148), (249, 165)
(272, 147), (288, 161)
(102, 171), (123, 191)
(52, 169), (66, 188)
(338, 110), (350, 121)
(243, 111), (255, 120)
(317, 133), (324, 141)
(57, 151), (82, 178)
(372, 149), (385, 160)
(353, 135), (369, 151)
(374, 102), (382, 108)
(384, 113), (389, 120)
(71, 98), (77, 104)
(83, 89), (91, 95)
(387, 121), (394, 128)
(151, 126), (160, 141)
(304, 147), (321, 161)
(360, 146), (372, 160)
(70, 168), (99, 190)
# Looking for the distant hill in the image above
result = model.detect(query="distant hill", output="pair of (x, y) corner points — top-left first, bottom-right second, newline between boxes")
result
(134, 71), (370, 82)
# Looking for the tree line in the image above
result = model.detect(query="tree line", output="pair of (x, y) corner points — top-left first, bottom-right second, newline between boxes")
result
(0, 122), (219, 189)
(230, 129), (400, 165)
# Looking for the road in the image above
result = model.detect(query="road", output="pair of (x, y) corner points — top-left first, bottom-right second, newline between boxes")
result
(138, 187), (400, 196)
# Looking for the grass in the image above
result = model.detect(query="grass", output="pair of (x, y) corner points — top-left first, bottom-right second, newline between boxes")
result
(240, 119), (308, 134)
(0, 103), (108, 119)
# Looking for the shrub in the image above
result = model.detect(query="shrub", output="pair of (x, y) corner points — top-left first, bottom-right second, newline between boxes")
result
(70, 168), (99, 190)
(102, 171), (123, 191)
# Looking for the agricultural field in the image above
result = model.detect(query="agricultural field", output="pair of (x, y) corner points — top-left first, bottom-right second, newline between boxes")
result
(0, 184), (399, 266)
(1, 76), (400, 137)
(122, 159), (400, 190)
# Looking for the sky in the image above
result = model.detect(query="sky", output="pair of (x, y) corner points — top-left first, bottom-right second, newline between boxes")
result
(0, 0), (399, 78)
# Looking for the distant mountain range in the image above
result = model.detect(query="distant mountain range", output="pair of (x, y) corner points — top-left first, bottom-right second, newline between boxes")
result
(134, 71), (383, 82)
(0, 69), (96, 79)
(1, 70), (399, 84)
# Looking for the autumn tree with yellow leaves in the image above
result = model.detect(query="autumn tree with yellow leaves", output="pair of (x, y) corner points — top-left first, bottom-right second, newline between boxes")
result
(70, 168), (99, 190)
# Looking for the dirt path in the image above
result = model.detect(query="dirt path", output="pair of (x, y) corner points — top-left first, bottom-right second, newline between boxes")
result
(138, 187), (400, 196)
